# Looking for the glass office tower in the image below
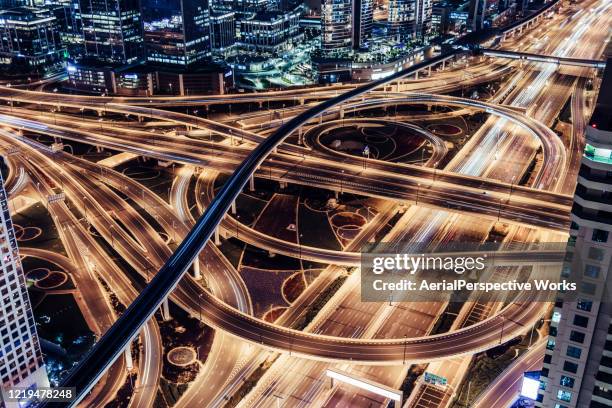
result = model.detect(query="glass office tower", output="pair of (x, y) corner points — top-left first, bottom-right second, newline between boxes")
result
(77, 0), (144, 64)
(142, 0), (211, 66)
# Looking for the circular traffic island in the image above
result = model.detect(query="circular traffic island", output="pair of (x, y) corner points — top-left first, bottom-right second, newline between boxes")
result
(26, 268), (51, 283)
(18, 227), (43, 242)
(331, 212), (367, 241)
(427, 123), (463, 137)
(35, 271), (68, 290)
(122, 166), (161, 181)
(167, 346), (197, 367)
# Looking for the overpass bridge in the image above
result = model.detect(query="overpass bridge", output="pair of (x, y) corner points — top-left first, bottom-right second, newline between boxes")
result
(482, 49), (607, 69)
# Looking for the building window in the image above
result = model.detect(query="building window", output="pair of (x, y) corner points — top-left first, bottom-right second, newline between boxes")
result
(573, 314), (589, 328)
(584, 264), (601, 278)
(560, 375), (575, 388)
(547, 338), (556, 350)
(570, 330), (585, 343)
(566, 345), (582, 359)
(592, 229), (609, 243)
(588, 247), (605, 261)
(563, 361), (578, 374)
(557, 390), (572, 402)
(581, 282), (597, 295)
(577, 299), (592, 312)
(554, 405), (568, 408)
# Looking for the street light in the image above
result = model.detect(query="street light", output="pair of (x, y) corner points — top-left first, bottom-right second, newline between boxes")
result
(198, 292), (202, 322)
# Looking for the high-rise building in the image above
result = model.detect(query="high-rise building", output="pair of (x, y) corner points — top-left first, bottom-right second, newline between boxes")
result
(537, 59), (612, 408)
(210, 11), (236, 54)
(320, 0), (353, 57)
(467, 0), (499, 30)
(320, 0), (374, 56)
(352, 0), (373, 49)
(0, 173), (50, 408)
(235, 0), (270, 11)
(0, 7), (66, 72)
(142, 0), (211, 66)
(77, 0), (145, 65)
(238, 7), (302, 54)
(388, 0), (431, 42)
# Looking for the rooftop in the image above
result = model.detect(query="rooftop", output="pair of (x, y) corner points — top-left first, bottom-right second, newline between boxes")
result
(588, 58), (612, 132)
(0, 6), (53, 22)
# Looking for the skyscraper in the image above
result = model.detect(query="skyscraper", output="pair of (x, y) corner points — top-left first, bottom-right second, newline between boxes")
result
(320, 0), (373, 56)
(320, 0), (352, 57)
(467, 0), (499, 31)
(388, 0), (431, 42)
(77, 0), (145, 64)
(352, 0), (373, 50)
(0, 7), (66, 72)
(537, 59), (612, 408)
(142, 0), (211, 66)
(0, 173), (49, 408)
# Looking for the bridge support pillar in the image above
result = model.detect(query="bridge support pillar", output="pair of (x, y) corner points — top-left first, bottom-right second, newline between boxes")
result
(124, 344), (133, 371)
(395, 81), (400, 92)
(298, 127), (303, 145)
(231, 200), (237, 214)
(192, 259), (201, 280)
(214, 227), (221, 245)
(96, 145), (103, 153)
(415, 71), (419, 80)
(299, 98), (305, 105)
(339, 107), (345, 119)
(258, 101), (263, 108)
(442, 60), (446, 70)
(428, 66), (432, 75)
(279, 181), (287, 189)
(334, 190), (339, 200)
(249, 175), (255, 191)
(161, 298), (171, 321)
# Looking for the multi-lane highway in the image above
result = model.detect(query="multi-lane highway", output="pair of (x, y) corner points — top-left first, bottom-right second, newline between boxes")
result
(0, 1), (606, 406)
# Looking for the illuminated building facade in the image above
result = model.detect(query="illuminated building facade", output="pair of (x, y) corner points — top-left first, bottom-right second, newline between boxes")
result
(537, 59), (612, 408)
(352, 0), (372, 49)
(238, 8), (302, 53)
(142, 0), (211, 66)
(467, 0), (500, 30)
(320, 0), (352, 57)
(0, 7), (65, 72)
(320, 0), (375, 56)
(77, 0), (144, 64)
(0, 173), (49, 408)
(388, 0), (431, 42)
(210, 11), (236, 54)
